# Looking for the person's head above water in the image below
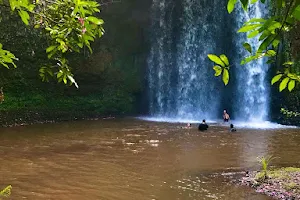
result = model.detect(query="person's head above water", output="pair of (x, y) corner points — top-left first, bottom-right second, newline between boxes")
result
(230, 124), (234, 128)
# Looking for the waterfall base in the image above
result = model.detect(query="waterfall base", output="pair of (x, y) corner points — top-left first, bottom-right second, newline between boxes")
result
(137, 116), (297, 129)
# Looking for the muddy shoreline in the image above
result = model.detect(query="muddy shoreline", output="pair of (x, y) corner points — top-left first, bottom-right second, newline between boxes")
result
(0, 110), (118, 127)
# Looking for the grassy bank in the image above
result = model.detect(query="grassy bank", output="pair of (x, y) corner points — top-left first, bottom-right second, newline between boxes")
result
(238, 167), (300, 199)
(0, 87), (136, 127)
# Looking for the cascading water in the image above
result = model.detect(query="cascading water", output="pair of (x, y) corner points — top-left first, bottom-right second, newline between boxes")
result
(147, 0), (227, 121)
(146, 0), (271, 124)
(147, 0), (174, 117)
(233, 3), (270, 122)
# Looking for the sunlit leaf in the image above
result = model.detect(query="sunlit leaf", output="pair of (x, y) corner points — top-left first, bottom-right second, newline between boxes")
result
(220, 54), (229, 66)
(207, 54), (225, 67)
(248, 30), (260, 38)
(266, 50), (276, 56)
(238, 24), (261, 33)
(227, 0), (237, 13)
(63, 76), (67, 84)
(241, 52), (264, 65)
(213, 65), (222, 76)
(279, 77), (290, 92)
(271, 74), (282, 85)
(87, 16), (104, 25)
(46, 45), (57, 53)
(246, 18), (266, 24)
(222, 68), (229, 85)
(0, 185), (12, 197)
(283, 61), (294, 65)
(288, 80), (296, 92)
(18, 10), (30, 25)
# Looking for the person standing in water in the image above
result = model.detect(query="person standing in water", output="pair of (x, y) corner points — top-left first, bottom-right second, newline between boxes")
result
(198, 119), (209, 131)
(223, 109), (230, 122)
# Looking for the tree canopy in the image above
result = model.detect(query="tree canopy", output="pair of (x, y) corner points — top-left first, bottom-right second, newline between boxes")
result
(0, 0), (104, 87)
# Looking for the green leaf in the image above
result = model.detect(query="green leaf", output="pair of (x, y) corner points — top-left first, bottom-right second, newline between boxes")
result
(241, 53), (264, 65)
(259, 30), (271, 41)
(0, 61), (9, 69)
(251, 0), (258, 3)
(220, 54), (229, 66)
(227, 0), (237, 13)
(272, 37), (280, 48)
(63, 76), (67, 84)
(207, 54), (225, 67)
(266, 50), (276, 56)
(279, 77), (290, 91)
(283, 61), (294, 65)
(246, 18), (266, 24)
(240, 0), (249, 11)
(258, 35), (275, 52)
(292, 5), (300, 20)
(222, 68), (229, 85)
(238, 24), (261, 33)
(87, 16), (104, 25)
(213, 65), (222, 76)
(18, 10), (30, 25)
(57, 71), (63, 78)
(288, 80), (296, 92)
(248, 30), (260, 38)
(0, 185), (12, 197)
(46, 45), (57, 53)
(271, 74), (282, 85)
(243, 42), (252, 53)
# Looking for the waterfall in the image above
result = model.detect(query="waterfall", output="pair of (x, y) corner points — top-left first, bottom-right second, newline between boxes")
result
(147, 0), (270, 122)
(233, 3), (270, 122)
(147, 0), (174, 117)
(147, 0), (226, 121)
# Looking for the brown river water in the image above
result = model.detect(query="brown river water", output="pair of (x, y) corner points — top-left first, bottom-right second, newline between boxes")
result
(0, 118), (300, 200)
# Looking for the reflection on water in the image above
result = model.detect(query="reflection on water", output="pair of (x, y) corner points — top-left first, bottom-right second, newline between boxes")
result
(0, 119), (299, 199)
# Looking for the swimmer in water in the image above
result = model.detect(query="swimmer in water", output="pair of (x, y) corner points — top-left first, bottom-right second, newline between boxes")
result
(230, 124), (236, 132)
(181, 123), (192, 129)
(223, 109), (230, 122)
(198, 119), (209, 131)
